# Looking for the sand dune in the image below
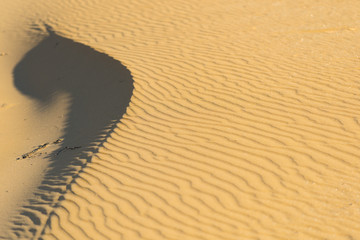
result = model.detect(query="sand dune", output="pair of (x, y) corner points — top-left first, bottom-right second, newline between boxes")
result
(1, 0), (360, 239)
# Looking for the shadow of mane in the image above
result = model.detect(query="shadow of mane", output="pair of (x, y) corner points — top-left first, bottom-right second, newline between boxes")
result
(8, 30), (133, 238)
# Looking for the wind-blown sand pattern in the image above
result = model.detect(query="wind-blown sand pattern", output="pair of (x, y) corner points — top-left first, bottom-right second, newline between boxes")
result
(1, 0), (360, 239)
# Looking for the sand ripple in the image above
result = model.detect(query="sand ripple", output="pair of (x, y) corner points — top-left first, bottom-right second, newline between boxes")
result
(2, 0), (360, 239)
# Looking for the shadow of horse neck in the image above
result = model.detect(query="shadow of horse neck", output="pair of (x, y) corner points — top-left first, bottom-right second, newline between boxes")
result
(14, 31), (134, 158)
(10, 32), (133, 238)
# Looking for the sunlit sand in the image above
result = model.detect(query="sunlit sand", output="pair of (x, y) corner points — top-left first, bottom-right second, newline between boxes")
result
(1, 0), (360, 239)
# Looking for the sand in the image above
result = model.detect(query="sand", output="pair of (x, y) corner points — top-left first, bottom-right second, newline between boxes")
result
(1, 0), (360, 239)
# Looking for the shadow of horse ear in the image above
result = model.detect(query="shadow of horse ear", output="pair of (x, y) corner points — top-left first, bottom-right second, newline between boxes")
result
(9, 31), (134, 238)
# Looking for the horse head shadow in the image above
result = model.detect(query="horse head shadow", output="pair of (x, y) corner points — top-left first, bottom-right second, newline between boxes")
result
(9, 29), (133, 238)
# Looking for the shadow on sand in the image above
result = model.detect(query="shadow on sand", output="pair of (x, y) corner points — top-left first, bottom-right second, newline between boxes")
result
(8, 30), (133, 238)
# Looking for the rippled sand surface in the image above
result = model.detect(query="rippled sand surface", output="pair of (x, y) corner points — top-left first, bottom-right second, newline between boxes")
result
(1, 0), (360, 239)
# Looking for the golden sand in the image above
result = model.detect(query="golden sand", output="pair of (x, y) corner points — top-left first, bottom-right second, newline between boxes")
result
(1, 0), (360, 239)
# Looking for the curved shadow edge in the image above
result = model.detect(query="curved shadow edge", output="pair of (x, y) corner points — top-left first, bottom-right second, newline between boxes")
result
(5, 30), (134, 239)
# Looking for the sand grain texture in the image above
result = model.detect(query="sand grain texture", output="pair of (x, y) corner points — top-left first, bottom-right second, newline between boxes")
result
(1, 0), (360, 239)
